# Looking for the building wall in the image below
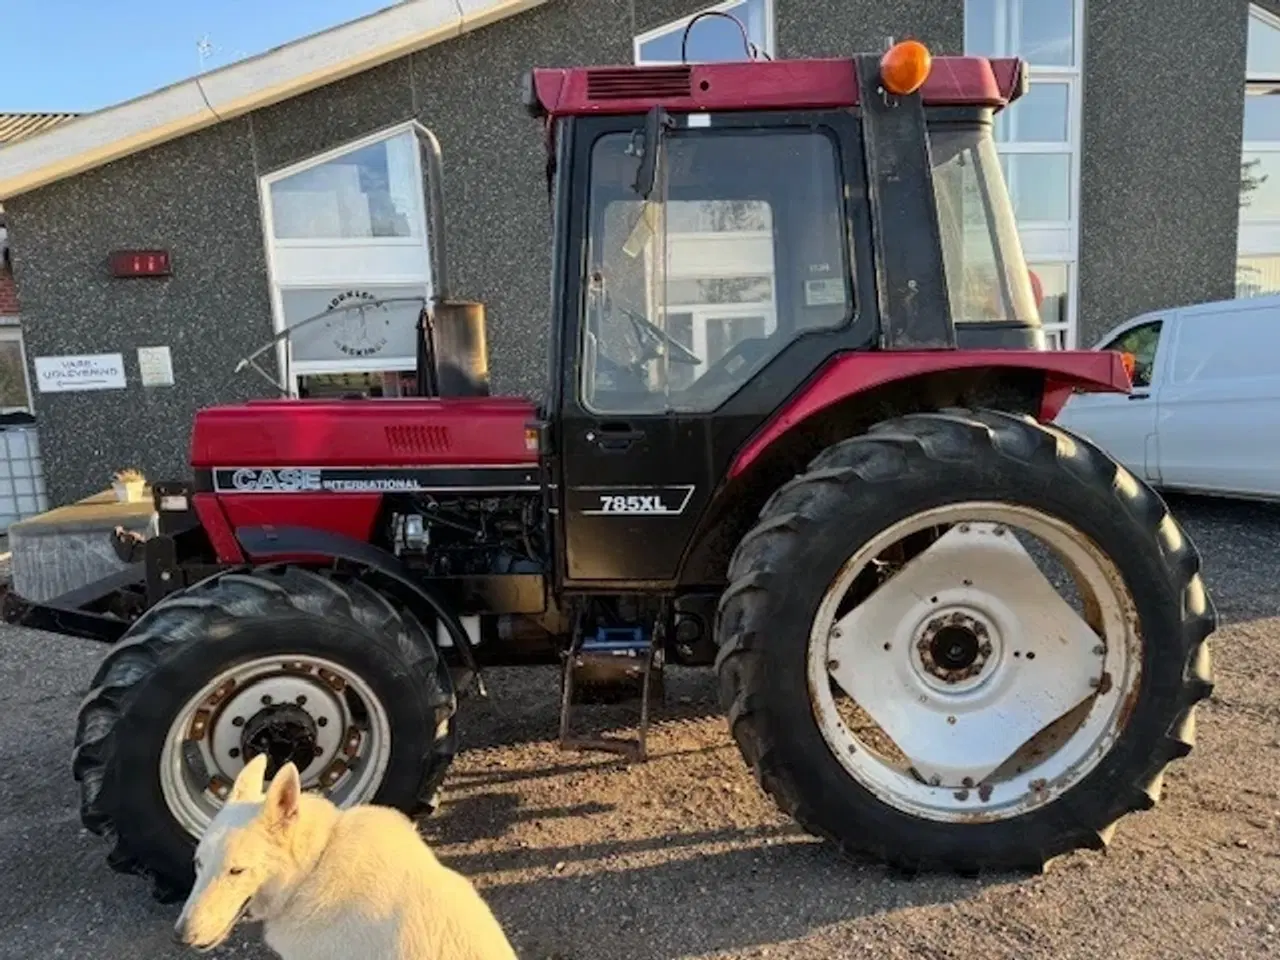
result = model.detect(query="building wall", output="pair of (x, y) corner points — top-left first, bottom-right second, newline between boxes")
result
(3, 0), (963, 507)
(0, 265), (19, 316)
(3, 0), (1253, 504)
(1076, 0), (1250, 345)
(5, 118), (273, 505)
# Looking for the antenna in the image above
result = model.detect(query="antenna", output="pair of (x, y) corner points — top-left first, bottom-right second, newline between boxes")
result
(196, 36), (213, 72)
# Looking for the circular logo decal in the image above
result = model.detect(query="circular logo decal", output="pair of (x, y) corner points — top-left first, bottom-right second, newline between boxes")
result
(326, 290), (391, 358)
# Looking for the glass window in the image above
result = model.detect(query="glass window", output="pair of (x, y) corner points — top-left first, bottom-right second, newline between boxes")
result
(581, 128), (849, 414)
(1248, 7), (1280, 78)
(1243, 87), (1280, 142)
(1237, 254), (1280, 297)
(0, 330), (31, 411)
(1105, 320), (1163, 389)
(965, 0), (1076, 67)
(269, 131), (420, 240)
(1000, 154), (1072, 223)
(1240, 151), (1280, 219)
(636, 0), (771, 63)
(995, 82), (1070, 143)
(279, 286), (424, 366)
(1028, 261), (1070, 331)
(296, 370), (417, 399)
(666, 275), (774, 305)
(929, 126), (1039, 325)
(1171, 311), (1273, 383)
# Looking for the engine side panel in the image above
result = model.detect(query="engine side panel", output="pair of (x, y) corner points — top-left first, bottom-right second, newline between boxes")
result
(188, 396), (545, 581)
(191, 396), (539, 469)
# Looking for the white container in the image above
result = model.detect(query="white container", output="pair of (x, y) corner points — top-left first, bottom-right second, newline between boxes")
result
(112, 479), (147, 503)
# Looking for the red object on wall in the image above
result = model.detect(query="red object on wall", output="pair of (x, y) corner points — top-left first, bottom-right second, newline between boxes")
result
(0, 266), (18, 315)
(109, 249), (171, 278)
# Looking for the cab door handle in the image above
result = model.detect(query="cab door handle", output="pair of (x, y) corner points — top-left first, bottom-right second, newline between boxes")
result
(592, 422), (645, 450)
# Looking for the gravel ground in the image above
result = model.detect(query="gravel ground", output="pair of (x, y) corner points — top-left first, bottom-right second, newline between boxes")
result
(0, 493), (1278, 960)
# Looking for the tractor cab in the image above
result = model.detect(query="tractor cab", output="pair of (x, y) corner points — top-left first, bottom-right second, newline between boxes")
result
(522, 42), (1045, 588)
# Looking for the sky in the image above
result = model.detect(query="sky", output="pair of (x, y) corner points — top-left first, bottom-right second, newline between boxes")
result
(4, 0), (398, 113)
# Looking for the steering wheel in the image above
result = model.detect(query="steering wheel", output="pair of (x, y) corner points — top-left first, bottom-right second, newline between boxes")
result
(680, 335), (773, 403)
(614, 304), (703, 367)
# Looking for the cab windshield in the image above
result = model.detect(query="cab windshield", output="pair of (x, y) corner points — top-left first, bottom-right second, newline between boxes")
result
(928, 124), (1039, 327)
(581, 126), (853, 414)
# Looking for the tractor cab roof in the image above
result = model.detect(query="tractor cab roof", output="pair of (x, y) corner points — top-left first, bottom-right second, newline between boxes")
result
(523, 54), (1029, 119)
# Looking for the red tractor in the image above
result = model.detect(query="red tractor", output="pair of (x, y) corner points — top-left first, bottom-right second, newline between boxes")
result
(3, 36), (1215, 902)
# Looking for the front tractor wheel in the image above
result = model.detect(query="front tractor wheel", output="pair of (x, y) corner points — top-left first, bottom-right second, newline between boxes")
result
(716, 409), (1216, 873)
(72, 567), (457, 902)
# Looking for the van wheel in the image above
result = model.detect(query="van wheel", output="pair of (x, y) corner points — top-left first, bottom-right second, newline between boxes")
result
(72, 566), (457, 902)
(715, 409), (1216, 872)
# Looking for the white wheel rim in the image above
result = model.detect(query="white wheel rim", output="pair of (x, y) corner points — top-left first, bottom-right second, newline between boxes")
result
(806, 502), (1142, 824)
(159, 654), (393, 838)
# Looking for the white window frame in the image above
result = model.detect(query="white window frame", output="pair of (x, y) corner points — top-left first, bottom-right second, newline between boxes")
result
(633, 0), (776, 65)
(1238, 5), (1280, 283)
(967, 0), (1084, 349)
(0, 322), (34, 414)
(257, 121), (434, 395)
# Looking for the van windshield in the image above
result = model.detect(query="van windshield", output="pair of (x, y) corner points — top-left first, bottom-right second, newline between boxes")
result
(928, 125), (1039, 327)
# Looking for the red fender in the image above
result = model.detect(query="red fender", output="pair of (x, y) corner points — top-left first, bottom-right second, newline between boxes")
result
(728, 349), (1131, 481)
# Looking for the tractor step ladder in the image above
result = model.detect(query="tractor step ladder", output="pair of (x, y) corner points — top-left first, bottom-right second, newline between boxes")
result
(558, 623), (665, 762)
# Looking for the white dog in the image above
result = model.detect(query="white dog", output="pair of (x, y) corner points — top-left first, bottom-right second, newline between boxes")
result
(173, 754), (518, 959)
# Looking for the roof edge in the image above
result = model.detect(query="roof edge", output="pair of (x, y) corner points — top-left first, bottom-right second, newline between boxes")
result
(0, 0), (547, 201)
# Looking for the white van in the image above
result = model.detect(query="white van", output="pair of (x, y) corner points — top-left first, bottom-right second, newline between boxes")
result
(1054, 293), (1280, 502)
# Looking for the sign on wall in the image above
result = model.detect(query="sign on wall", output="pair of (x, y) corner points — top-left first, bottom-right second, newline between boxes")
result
(34, 353), (127, 393)
(137, 345), (175, 387)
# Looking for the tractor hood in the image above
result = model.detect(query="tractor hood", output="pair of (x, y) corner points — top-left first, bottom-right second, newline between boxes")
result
(190, 396), (538, 469)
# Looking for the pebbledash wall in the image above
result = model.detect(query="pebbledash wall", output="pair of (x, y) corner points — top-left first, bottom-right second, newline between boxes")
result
(0, 0), (1263, 508)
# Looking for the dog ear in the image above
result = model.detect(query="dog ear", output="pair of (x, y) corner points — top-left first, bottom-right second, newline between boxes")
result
(263, 762), (302, 829)
(229, 753), (269, 802)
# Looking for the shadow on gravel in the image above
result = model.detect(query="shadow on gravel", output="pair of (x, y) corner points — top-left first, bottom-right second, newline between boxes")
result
(474, 833), (1014, 960)
(446, 743), (726, 791)
(428, 792), (617, 844)
(457, 664), (723, 753)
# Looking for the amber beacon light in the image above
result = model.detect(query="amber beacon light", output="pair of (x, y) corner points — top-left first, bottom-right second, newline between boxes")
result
(879, 39), (933, 96)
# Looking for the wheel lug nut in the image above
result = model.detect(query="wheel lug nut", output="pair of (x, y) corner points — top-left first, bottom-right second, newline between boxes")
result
(229, 747), (240, 758)
(261, 695), (273, 705)
(296, 695), (307, 706)
(314, 745), (324, 756)
(231, 716), (245, 727)
(317, 717), (328, 727)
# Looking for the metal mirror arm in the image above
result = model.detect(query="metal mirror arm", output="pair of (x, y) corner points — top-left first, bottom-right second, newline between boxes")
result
(231, 296), (429, 396)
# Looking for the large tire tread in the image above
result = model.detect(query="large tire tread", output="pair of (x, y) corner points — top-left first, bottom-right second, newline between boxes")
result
(72, 565), (455, 903)
(716, 408), (1216, 875)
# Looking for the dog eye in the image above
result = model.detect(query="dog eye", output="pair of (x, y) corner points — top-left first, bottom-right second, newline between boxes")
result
(228, 867), (245, 876)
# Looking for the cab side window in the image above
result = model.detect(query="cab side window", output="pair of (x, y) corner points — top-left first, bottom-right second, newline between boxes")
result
(1105, 320), (1163, 389)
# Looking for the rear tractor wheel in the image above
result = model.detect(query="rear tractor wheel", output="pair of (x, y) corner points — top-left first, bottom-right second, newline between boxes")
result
(716, 408), (1216, 873)
(72, 566), (457, 902)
